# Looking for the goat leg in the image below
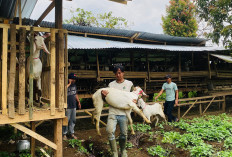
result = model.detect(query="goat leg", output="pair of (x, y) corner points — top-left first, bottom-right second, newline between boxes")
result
(129, 103), (151, 123)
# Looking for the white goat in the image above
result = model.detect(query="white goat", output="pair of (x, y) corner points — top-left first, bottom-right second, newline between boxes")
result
(92, 87), (151, 136)
(137, 99), (167, 126)
(26, 35), (50, 100)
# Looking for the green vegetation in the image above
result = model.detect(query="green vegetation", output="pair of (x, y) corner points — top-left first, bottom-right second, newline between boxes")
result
(126, 142), (134, 149)
(162, 0), (198, 37)
(128, 123), (151, 133)
(147, 145), (170, 157)
(64, 8), (129, 29)
(153, 93), (166, 102)
(67, 139), (88, 154)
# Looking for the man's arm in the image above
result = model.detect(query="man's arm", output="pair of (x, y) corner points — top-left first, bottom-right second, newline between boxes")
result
(175, 90), (179, 106)
(155, 89), (164, 100)
(76, 94), (81, 109)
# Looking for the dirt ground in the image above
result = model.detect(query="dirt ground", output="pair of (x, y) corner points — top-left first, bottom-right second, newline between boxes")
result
(0, 97), (231, 157)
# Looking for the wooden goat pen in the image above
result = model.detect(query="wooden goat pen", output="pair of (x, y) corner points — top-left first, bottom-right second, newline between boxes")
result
(0, 23), (68, 157)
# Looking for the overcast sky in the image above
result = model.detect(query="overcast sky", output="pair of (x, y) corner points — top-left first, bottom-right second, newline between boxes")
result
(30, 0), (170, 34)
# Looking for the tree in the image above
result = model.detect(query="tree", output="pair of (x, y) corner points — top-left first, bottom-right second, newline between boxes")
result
(64, 8), (129, 29)
(196, 0), (232, 49)
(162, 0), (198, 37)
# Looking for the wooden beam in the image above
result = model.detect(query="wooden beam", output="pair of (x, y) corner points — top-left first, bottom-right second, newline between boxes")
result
(58, 30), (64, 111)
(64, 33), (68, 108)
(0, 110), (65, 125)
(31, 122), (36, 157)
(8, 24), (17, 118)
(18, 27), (26, 115)
(29, 27), (34, 120)
(202, 97), (215, 114)
(84, 110), (107, 126)
(182, 99), (198, 118)
(178, 52), (181, 81)
(10, 123), (57, 150)
(1, 27), (8, 115)
(96, 52), (100, 81)
(18, 0), (22, 25)
(222, 96), (226, 112)
(55, 0), (63, 29)
(50, 29), (56, 115)
(54, 119), (63, 157)
(146, 52), (150, 82)
(34, 1), (55, 26)
(208, 52), (211, 79)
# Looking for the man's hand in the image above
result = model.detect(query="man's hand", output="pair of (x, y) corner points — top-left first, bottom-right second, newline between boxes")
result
(101, 90), (109, 97)
(78, 103), (81, 109)
(132, 99), (137, 104)
(175, 100), (178, 106)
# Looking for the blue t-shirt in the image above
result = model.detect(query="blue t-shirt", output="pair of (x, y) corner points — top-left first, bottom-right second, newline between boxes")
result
(67, 83), (77, 109)
(162, 82), (178, 101)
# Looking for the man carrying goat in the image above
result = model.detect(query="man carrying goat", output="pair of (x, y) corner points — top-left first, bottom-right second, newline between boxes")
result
(101, 65), (135, 157)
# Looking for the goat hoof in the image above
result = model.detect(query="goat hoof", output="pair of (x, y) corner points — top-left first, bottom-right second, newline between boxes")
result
(131, 131), (135, 135)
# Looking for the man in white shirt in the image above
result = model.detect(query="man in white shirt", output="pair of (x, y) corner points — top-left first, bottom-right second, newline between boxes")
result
(102, 65), (134, 157)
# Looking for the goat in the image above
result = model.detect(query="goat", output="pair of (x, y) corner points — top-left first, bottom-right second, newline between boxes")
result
(26, 35), (50, 102)
(92, 86), (151, 136)
(137, 99), (167, 126)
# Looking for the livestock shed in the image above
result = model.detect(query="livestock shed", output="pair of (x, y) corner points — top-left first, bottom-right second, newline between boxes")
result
(0, 0), (69, 157)
(12, 17), (232, 100)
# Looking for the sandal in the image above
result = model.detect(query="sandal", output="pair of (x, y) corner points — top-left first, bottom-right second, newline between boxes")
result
(71, 134), (77, 140)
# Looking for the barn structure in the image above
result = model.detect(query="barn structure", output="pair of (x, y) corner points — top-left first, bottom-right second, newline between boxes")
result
(12, 17), (232, 100)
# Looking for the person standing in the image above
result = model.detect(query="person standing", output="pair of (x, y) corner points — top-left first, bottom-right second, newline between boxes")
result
(155, 74), (179, 122)
(63, 73), (81, 140)
(101, 65), (135, 157)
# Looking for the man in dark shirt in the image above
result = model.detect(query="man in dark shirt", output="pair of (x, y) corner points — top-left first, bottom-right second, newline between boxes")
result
(63, 73), (81, 140)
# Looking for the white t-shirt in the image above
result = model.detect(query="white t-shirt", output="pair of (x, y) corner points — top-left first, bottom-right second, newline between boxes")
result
(108, 80), (133, 115)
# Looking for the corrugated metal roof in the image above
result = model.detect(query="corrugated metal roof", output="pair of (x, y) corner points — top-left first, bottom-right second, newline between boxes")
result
(0, 0), (37, 19)
(13, 17), (207, 46)
(211, 54), (232, 63)
(68, 35), (226, 51)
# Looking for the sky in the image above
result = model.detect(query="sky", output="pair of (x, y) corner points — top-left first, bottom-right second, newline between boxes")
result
(30, 0), (170, 34)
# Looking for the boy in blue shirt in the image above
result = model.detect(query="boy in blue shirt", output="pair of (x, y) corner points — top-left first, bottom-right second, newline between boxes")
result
(155, 74), (179, 122)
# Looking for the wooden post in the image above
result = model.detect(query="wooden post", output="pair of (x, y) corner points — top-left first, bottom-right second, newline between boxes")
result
(64, 33), (68, 108)
(50, 29), (56, 115)
(199, 104), (202, 116)
(130, 52), (134, 71)
(96, 52), (100, 81)
(58, 30), (64, 111)
(2, 27), (8, 115)
(144, 78), (146, 93)
(222, 96), (226, 112)
(178, 52), (181, 81)
(14, 0), (18, 18)
(8, 24), (17, 118)
(202, 97), (215, 114)
(146, 52), (150, 82)
(18, 0), (22, 25)
(207, 52), (211, 79)
(178, 106), (180, 119)
(31, 121), (36, 157)
(18, 27), (26, 115)
(29, 28), (34, 120)
(54, 119), (63, 157)
(191, 52), (194, 67)
(182, 99), (198, 118)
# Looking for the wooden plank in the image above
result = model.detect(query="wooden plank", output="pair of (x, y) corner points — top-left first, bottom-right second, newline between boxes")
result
(208, 52), (211, 79)
(202, 97), (215, 114)
(146, 53), (150, 82)
(64, 33), (68, 108)
(29, 28), (34, 119)
(84, 110), (107, 126)
(55, 0), (63, 29)
(31, 122), (36, 157)
(14, 0), (18, 18)
(178, 99), (224, 106)
(0, 109), (65, 125)
(8, 24), (17, 118)
(182, 99), (198, 118)
(199, 104), (202, 115)
(222, 96), (226, 112)
(1, 27), (8, 115)
(10, 123), (57, 150)
(54, 119), (62, 157)
(50, 29), (56, 115)
(34, 1), (55, 26)
(96, 52), (100, 81)
(58, 30), (64, 111)
(77, 113), (109, 119)
(18, 27), (26, 115)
